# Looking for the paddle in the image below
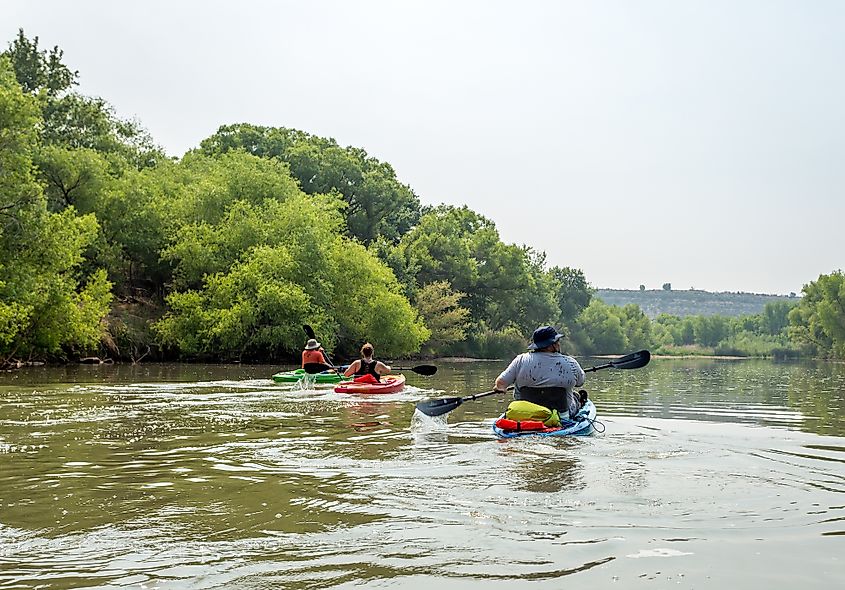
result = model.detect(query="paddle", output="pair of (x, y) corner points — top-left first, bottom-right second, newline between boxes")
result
(414, 386), (513, 417)
(414, 349), (651, 417)
(390, 364), (437, 376)
(583, 349), (650, 372)
(303, 362), (437, 376)
(302, 324), (437, 376)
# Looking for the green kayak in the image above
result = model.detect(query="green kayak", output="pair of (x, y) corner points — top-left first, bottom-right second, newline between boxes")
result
(271, 368), (343, 384)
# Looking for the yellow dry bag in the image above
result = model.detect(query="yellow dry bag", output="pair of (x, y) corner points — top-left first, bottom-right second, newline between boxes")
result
(505, 400), (561, 427)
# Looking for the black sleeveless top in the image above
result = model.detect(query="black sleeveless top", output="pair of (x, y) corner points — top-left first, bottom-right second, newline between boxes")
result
(354, 358), (380, 381)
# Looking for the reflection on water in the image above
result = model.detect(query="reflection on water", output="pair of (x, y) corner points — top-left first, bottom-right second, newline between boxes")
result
(0, 358), (843, 588)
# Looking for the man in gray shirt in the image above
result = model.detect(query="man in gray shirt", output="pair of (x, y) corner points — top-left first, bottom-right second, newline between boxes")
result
(494, 326), (586, 419)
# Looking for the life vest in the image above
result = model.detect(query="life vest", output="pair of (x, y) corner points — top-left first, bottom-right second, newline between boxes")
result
(494, 418), (547, 432)
(302, 349), (326, 367)
(352, 373), (380, 384)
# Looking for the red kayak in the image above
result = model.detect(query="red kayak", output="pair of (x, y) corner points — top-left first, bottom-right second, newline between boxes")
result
(334, 374), (406, 394)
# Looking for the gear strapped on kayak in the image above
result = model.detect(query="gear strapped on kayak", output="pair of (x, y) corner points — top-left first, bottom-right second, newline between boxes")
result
(493, 399), (604, 438)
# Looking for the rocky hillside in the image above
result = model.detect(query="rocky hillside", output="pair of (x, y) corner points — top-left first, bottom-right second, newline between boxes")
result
(595, 289), (798, 318)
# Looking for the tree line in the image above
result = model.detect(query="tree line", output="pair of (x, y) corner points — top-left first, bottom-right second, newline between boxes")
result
(1, 30), (843, 365)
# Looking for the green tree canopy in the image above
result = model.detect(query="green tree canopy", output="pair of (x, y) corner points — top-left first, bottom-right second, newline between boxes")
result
(549, 266), (593, 329)
(414, 281), (471, 354)
(692, 315), (731, 348)
(155, 190), (428, 360)
(789, 271), (845, 358)
(2, 30), (163, 169)
(620, 304), (652, 351)
(760, 300), (796, 336)
(395, 205), (557, 337)
(0, 58), (112, 363)
(2, 29), (76, 96)
(576, 299), (627, 355)
(199, 123), (421, 244)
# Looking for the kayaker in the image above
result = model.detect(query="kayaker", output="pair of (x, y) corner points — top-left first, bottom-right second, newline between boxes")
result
(301, 339), (330, 368)
(493, 326), (586, 419)
(343, 343), (391, 382)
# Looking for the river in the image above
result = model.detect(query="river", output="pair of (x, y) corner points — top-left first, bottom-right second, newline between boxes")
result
(1, 357), (843, 589)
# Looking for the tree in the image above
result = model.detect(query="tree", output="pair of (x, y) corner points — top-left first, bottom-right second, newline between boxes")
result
(330, 239), (430, 357)
(620, 304), (652, 351)
(155, 190), (428, 360)
(396, 205), (483, 304)
(2, 30), (163, 169)
(2, 29), (77, 95)
(549, 266), (593, 328)
(653, 314), (696, 347)
(154, 246), (318, 359)
(35, 145), (113, 212)
(693, 315), (730, 348)
(397, 205), (557, 337)
(576, 300), (626, 354)
(0, 58), (112, 363)
(760, 301), (795, 336)
(198, 123), (421, 244)
(678, 318), (695, 345)
(662, 283), (672, 291)
(41, 94), (162, 167)
(415, 281), (470, 353)
(788, 271), (845, 358)
(640, 284), (645, 291)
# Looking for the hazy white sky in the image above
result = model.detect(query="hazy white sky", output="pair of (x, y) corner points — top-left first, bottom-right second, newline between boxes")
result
(3, 0), (843, 295)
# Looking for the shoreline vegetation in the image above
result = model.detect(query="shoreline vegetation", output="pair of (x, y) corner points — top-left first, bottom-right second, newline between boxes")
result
(2, 30), (844, 370)
(0, 353), (796, 371)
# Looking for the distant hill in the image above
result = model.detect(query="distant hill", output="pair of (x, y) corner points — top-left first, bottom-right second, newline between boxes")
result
(594, 289), (798, 318)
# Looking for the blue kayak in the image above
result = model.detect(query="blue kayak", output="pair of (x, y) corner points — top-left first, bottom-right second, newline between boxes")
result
(492, 399), (597, 439)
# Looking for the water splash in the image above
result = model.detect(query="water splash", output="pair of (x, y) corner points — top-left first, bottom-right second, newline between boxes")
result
(409, 408), (450, 433)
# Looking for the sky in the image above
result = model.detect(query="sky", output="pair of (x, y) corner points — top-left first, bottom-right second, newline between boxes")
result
(2, 0), (843, 295)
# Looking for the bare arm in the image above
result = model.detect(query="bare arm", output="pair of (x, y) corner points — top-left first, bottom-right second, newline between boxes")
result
(494, 376), (509, 392)
(376, 361), (391, 375)
(344, 360), (360, 377)
(494, 354), (522, 392)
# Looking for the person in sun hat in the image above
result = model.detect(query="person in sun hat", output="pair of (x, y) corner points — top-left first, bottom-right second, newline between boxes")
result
(493, 326), (586, 419)
(301, 338), (330, 368)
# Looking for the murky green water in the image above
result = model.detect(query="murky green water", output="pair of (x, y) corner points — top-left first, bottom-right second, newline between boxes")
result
(1, 358), (843, 589)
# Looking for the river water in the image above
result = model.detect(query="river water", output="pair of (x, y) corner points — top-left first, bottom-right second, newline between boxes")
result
(1, 358), (843, 589)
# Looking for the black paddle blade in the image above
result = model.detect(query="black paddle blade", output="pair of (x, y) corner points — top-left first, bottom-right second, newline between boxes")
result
(384, 364), (437, 375)
(303, 362), (335, 374)
(416, 387), (508, 416)
(303, 324), (316, 340)
(415, 396), (463, 417)
(610, 350), (650, 370)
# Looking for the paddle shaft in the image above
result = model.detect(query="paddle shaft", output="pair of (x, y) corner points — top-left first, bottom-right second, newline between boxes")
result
(301, 325), (436, 374)
(390, 365), (437, 375)
(415, 349), (650, 417)
(464, 388), (508, 403)
(584, 350), (650, 372)
(303, 362), (435, 376)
